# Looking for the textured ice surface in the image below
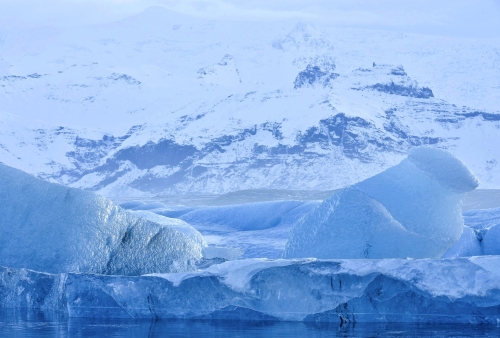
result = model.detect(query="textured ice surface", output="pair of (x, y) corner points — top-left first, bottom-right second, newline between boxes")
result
(284, 148), (479, 259)
(469, 208), (500, 256)
(129, 210), (206, 249)
(463, 207), (500, 233)
(1, 257), (499, 323)
(442, 226), (482, 258)
(0, 163), (203, 275)
(178, 201), (308, 231)
(484, 224), (500, 255)
(178, 201), (319, 258)
(443, 207), (500, 257)
(121, 200), (320, 258)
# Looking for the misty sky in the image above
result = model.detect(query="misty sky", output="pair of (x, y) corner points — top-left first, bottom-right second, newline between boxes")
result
(1, 0), (500, 37)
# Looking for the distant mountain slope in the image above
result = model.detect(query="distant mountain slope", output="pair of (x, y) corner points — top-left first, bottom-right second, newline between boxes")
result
(0, 7), (499, 196)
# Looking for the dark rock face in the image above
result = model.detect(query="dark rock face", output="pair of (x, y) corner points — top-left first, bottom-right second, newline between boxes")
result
(113, 140), (197, 169)
(368, 82), (434, 98)
(390, 66), (407, 76)
(457, 111), (500, 121)
(294, 64), (339, 88)
(108, 73), (141, 85)
(352, 64), (434, 99)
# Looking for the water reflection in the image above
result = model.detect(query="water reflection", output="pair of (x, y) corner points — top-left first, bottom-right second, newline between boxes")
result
(1, 309), (499, 337)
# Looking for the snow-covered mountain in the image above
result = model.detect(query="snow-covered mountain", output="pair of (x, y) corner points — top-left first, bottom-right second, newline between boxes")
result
(0, 7), (499, 197)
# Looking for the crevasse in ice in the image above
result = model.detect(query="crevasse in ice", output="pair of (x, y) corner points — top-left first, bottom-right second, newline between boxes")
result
(283, 147), (479, 259)
(0, 163), (204, 275)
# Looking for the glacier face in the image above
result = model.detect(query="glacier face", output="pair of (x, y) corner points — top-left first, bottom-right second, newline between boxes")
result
(1, 257), (499, 323)
(0, 163), (204, 275)
(0, 8), (499, 197)
(283, 148), (479, 259)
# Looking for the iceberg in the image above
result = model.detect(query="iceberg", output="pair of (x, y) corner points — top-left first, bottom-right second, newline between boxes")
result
(0, 163), (203, 275)
(484, 224), (500, 255)
(178, 201), (310, 231)
(443, 207), (500, 257)
(463, 207), (500, 255)
(284, 148), (479, 259)
(129, 210), (206, 249)
(121, 200), (320, 259)
(175, 201), (320, 258)
(0, 257), (499, 323)
(442, 226), (482, 258)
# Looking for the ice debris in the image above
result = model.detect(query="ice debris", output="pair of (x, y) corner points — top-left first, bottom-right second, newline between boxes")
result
(0, 163), (204, 275)
(283, 147), (479, 259)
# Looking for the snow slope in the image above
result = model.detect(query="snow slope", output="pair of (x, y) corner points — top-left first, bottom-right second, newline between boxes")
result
(0, 7), (499, 196)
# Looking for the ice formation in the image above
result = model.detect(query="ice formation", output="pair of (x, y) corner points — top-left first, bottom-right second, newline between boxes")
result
(129, 210), (206, 249)
(120, 200), (320, 259)
(0, 163), (204, 275)
(484, 224), (500, 255)
(1, 257), (499, 323)
(284, 148), (479, 259)
(178, 201), (309, 231)
(442, 226), (482, 258)
(443, 207), (500, 257)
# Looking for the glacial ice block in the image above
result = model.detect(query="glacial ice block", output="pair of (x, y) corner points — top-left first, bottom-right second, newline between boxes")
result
(443, 208), (500, 257)
(0, 163), (203, 275)
(1, 257), (499, 323)
(179, 201), (306, 231)
(129, 210), (207, 249)
(442, 226), (482, 258)
(484, 224), (500, 255)
(283, 148), (479, 259)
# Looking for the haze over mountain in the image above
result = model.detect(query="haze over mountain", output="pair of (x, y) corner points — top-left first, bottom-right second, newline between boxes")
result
(0, 1), (499, 196)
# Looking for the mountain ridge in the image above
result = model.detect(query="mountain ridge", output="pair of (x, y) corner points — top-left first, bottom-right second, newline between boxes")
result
(0, 7), (499, 196)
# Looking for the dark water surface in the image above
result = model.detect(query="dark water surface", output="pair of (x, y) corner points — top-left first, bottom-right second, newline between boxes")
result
(1, 310), (499, 337)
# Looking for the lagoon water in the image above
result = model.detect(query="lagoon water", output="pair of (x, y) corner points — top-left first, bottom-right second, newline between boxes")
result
(1, 310), (499, 338)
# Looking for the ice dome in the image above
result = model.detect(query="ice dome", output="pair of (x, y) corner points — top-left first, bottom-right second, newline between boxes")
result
(0, 163), (204, 275)
(283, 148), (479, 259)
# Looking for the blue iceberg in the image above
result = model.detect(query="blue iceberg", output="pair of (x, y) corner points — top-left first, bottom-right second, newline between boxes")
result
(444, 207), (500, 257)
(0, 163), (204, 275)
(284, 148), (479, 259)
(0, 257), (499, 323)
(442, 226), (482, 258)
(1, 150), (498, 325)
(121, 199), (320, 259)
